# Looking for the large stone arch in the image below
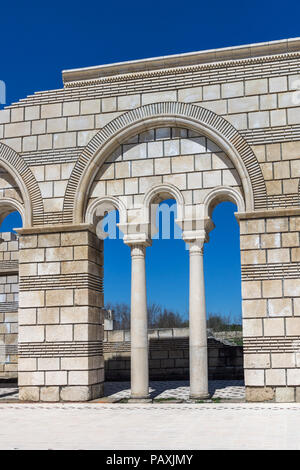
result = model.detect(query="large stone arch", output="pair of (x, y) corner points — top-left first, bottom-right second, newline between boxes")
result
(63, 102), (267, 224)
(0, 143), (43, 227)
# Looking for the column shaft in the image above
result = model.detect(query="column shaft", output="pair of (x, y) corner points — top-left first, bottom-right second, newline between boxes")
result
(189, 240), (209, 399)
(130, 244), (149, 399)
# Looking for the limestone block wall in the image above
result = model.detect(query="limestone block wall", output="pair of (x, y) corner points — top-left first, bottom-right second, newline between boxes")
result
(104, 328), (243, 381)
(0, 232), (19, 379)
(251, 141), (300, 209)
(17, 227), (104, 402)
(241, 212), (300, 402)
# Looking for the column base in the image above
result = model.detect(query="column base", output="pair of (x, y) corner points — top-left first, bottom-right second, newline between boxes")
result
(128, 398), (152, 403)
(189, 393), (210, 400)
(128, 393), (151, 403)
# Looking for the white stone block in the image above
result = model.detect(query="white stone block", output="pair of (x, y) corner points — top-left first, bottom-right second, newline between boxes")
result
(154, 158), (171, 175)
(148, 141), (163, 158)
(53, 132), (76, 149)
(63, 101), (80, 116)
(19, 325), (45, 342)
(203, 84), (220, 101)
(142, 90), (177, 105)
(203, 170), (221, 188)
(164, 140), (180, 156)
(181, 137), (206, 154)
(269, 76), (288, 93)
(265, 369), (286, 386)
(228, 96), (259, 113)
(123, 143), (147, 160)
(68, 115), (94, 131)
(178, 87), (202, 103)
(221, 81), (244, 98)
(187, 172), (202, 189)
(41, 103), (62, 119)
(172, 155), (194, 173)
(244, 369), (265, 386)
(102, 97), (117, 113)
(268, 298), (292, 317)
(249, 111), (270, 129)
(118, 94), (141, 110)
(245, 78), (268, 95)
(132, 159), (153, 177)
(81, 99), (101, 115)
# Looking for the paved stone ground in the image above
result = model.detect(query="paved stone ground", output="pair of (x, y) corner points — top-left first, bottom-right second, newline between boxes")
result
(0, 384), (18, 401)
(104, 380), (245, 401)
(1, 402), (300, 449)
(0, 380), (245, 402)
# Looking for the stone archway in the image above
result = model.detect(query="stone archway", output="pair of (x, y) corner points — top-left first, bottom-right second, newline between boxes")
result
(64, 102), (266, 223)
(0, 143), (43, 227)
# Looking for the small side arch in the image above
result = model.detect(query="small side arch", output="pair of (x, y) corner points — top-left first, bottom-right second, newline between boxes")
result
(0, 197), (25, 226)
(85, 195), (127, 226)
(0, 143), (43, 226)
(142, 183), (185, 222)
(203, 186), (245, 218)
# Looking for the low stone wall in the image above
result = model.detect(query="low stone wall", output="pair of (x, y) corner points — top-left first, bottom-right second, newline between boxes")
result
(213, 330), (243, 342)
(104, 327), (243, 381)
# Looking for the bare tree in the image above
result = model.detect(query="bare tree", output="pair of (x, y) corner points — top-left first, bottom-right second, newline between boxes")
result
(105, 303), (241, 331)
(206, 312), (242, 331)
(105, 302), (130, 329)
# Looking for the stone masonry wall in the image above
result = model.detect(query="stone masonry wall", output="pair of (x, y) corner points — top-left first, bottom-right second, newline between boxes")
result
(17, 227), (105, 402)
(104, 328), (243, 381)
(88, 127), (242, 208)
(0, 232), (19, 380)
(241, 213), (300, 402)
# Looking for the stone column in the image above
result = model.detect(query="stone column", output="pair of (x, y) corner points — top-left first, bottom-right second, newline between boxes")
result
(188, 239), (209, 399)
(129, 243), (150, 401)
(17, 225), (104, 402)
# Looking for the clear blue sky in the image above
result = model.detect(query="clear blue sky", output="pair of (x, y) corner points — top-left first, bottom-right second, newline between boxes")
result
(1, 0), (299, 321)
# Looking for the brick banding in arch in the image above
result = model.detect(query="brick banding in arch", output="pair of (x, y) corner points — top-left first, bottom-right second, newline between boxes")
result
(63, 102), (267, 222)
(0, 142), (43, 226)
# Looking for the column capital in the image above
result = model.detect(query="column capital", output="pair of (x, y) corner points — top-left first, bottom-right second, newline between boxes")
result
(181, 217), (215, 246)
(130, 244), (147, 258)
(185, 238), (205, 255)
(120, 222), (152, 248)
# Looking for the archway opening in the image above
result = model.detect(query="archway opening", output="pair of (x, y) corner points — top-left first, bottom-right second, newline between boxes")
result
(148, 197), (188, 328)
(205, 201), (244, 382)
(83, 121), (247, 397)
(101, 207), (131, 329)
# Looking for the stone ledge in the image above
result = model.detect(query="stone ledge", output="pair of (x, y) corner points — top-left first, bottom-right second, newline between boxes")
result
(62, 38), (300, 84)
(235, 207), (300, 220)
(16, 223), (96, 235)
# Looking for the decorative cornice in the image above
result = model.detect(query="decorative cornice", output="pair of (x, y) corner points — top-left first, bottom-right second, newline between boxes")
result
(8, 47), (300, 109)
(63, 38), (300, 87)
(236, 207), (300, 220)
